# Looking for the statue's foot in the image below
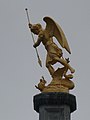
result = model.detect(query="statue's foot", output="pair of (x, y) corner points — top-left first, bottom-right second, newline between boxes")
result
(71, 68), (75, 73)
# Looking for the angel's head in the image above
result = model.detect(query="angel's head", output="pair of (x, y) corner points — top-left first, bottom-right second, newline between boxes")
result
(31, 24), (42, 35)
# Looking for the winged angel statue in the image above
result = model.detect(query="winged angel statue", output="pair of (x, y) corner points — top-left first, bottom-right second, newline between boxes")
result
(29, 17), (75, 77)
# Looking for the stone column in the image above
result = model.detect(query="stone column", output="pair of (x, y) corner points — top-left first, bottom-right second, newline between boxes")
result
(33, 92), (76, 120)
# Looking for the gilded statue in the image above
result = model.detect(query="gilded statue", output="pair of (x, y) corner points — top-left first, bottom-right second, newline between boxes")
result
(25, 9), (75, 92)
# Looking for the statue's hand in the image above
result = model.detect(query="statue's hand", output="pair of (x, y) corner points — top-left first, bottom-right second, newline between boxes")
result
(33, 44), (37, 48)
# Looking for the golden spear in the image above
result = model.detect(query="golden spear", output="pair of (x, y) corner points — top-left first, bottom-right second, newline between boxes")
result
(25, 8), (42, 67)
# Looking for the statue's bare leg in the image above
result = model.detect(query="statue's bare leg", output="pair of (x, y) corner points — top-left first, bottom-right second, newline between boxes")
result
(54, 57), (75, 73)
(46, 63), (55, 76)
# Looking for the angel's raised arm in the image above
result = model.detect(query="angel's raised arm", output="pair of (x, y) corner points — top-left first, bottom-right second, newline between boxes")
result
(33, 32), (44, 48)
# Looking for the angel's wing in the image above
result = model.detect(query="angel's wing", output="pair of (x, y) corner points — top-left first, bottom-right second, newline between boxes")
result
(43, 16), (71, 54)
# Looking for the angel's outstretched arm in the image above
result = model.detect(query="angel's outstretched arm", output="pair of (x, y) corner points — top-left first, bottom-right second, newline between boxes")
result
(33, 33), (43, 48)
(33, 38), (41, 48)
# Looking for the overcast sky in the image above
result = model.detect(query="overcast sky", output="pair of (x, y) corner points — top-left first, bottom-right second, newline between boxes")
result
(0, 0), (90, 120)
